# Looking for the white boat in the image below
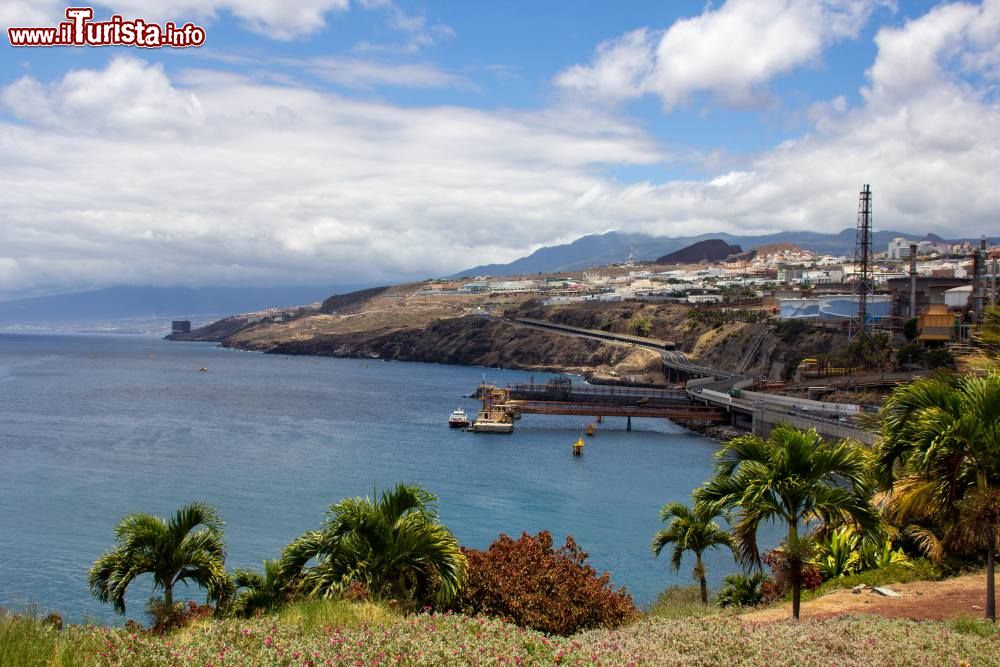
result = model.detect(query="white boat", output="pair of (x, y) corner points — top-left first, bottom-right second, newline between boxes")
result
(448, 407), (470, 428)
(471, 416), (514, 434)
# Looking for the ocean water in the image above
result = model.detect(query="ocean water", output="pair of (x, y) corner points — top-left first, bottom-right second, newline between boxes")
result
(0, 333), (742, 623)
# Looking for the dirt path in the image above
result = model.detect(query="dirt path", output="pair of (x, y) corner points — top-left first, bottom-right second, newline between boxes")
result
(740, 574), (990, 622)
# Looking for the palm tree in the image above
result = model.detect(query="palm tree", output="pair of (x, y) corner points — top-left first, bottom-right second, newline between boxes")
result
(651, 501), (733, 604)
(874, 372), (1000, 621)
(695, 424), (880, 619)
(230, 559), (289, 618)
(89, 502), (228, 615)
(281, 483), (466, 607)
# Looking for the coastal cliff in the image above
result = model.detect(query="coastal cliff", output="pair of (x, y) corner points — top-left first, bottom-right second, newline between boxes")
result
(226, 314), (665, 382)
(167, 284), (839, 386)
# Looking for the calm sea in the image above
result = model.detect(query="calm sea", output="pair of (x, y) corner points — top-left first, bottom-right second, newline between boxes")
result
(0, 333), (741, 623)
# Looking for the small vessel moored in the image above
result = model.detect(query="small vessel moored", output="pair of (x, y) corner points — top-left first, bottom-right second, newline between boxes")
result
(470, 384), (515, 434)
(448, 407), (470, 428)
(471, 417), (514, 434)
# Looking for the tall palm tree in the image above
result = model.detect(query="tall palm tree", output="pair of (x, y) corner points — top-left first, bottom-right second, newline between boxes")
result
(281, 483), (466, 607)
(89, 502), (227, 615)
(695, 425), (880, 619)
(875, 372), (1000, 621)
(652, 501), (733, 604)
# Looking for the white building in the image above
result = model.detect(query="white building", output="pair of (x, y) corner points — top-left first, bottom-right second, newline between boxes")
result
(887, 238), (916, 260)
(803, 268), (845, 284)
(687, 294), (724, 304)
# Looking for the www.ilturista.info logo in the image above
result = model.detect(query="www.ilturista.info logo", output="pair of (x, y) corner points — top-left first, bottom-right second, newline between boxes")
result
(8, 7), (205, 48)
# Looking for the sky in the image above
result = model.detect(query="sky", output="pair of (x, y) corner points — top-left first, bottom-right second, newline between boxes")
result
(0, 0), (998, 298)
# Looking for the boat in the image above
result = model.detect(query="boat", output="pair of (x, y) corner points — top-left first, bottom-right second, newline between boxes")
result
(470, 385), (515, 434)
(471, 417), (514, 434)
(198, 367), (208, 372)
(448, 407), (470, 428)
(572, 437), (584, 456)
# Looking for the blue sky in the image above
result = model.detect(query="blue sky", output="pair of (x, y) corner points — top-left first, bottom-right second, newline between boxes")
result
(1, 0), (998, 295)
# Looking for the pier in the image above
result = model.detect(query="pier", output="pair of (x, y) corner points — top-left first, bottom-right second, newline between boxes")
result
(470, 382), (725, 433)
(502, 317), (880, 443)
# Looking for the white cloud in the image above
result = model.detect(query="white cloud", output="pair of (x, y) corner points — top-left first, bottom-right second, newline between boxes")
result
(296, 57), (469, 90)
(1, 3), (999, 296)
(556, 0), (893, 108)
(1, 58), (204, 137)
(0, 57), (663, 292)
(0, 0), (350, 40)
(864, 0), (999, 103)
(353, 0), (455, 53)
(0, 0), (58, 28)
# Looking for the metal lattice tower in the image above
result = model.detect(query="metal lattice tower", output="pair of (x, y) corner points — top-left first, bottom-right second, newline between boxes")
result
(969, 237), (991, 322)
(850, 184), (874, 339)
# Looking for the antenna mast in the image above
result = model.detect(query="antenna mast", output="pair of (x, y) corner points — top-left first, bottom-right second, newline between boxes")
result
(850, 184), (874, 339)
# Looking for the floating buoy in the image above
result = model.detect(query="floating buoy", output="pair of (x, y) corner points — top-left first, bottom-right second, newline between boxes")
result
(572, 437), (584, 456)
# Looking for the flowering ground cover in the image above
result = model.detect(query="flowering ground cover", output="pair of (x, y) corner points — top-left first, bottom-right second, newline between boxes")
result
(3, 604), (998, 667)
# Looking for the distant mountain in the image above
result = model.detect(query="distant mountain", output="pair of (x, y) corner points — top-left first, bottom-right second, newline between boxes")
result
(451, 229), (983, 277)
(450, 232), (664, 278)
(0, 285), (367, 327)
(656, 240), (742, 264)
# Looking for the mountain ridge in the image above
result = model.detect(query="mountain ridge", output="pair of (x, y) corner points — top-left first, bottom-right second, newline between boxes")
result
(451, 229), (984, 277)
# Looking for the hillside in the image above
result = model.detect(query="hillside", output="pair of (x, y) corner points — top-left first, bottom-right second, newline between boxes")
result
(169, 283), (856, 390)
(656, 239), (743, 264)
(3, 599), (993, 666)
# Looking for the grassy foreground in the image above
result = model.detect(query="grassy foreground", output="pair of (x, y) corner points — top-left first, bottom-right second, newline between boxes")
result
(2, 600), (999, 667)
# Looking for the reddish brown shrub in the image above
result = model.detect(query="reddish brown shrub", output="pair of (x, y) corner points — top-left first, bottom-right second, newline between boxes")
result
(455, 531), (638, 635)
(762, 548), (822, 603)
(146, 599), (215, 634)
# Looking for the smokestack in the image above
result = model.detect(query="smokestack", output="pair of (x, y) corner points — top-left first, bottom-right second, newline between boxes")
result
(909, 243), (918, 319)
(976, 238), (988, 320)
(991, 252), (997, 307)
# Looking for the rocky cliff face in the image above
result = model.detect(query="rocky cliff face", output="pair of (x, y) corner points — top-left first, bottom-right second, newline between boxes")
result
(224, 315), (665, 382)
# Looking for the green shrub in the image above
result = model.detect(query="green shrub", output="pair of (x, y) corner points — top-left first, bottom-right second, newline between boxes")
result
(813, 527), (860, 579)
(0, 613), (101, 667)
(715, 572), (767, 608)
(631, 315), (653, 337)
(806, 559), (942, 599)
(949, 616), (1000, 638)
(775, 319), (808, 342)
(896, 342), (924, 367)
(455, 531), (638, 635)
(811, 526), (910, 580)
(647, 585), (720, 619)
(925, 347), (954, 369)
